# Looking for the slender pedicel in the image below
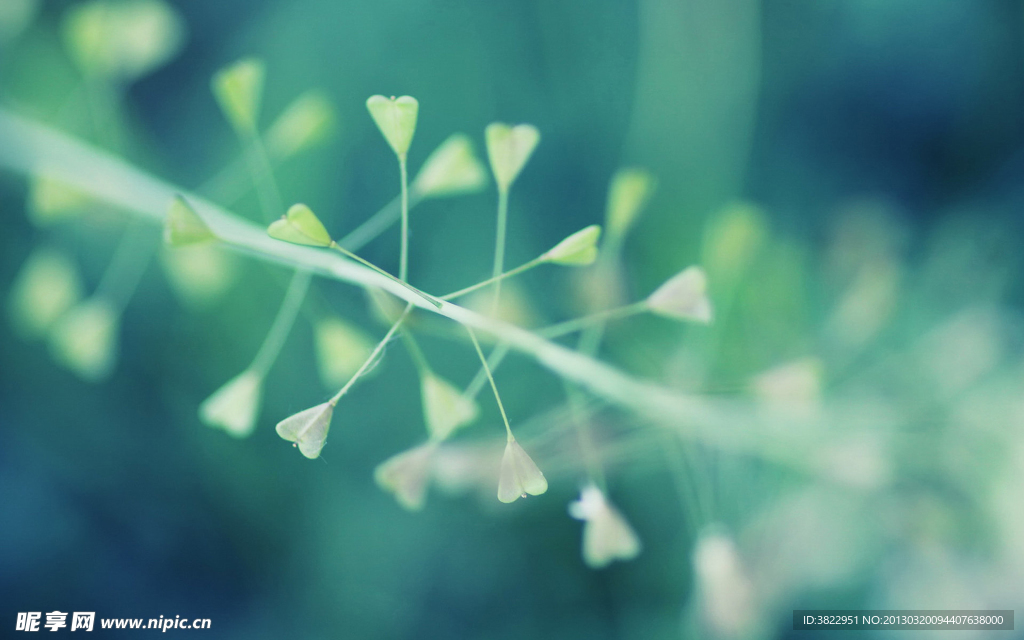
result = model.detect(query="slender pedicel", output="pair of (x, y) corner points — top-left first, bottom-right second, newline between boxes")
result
(466, 326), (513, 440)
(441, 258), (541, 301)
(329, 242), (440, 309)
(330, 304), (413, 405)
(539, 302), (650, 339)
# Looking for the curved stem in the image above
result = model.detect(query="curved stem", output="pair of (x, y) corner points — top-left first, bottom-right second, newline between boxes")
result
(491, 187), (509, 313)
(330, 304), (412, 405)
(467, 326), (514, 440)
(564, 381), (606, 491)
(250, 269), (312, 376)
(400, 330), (431, 377)
(0, 109), (860, 465)
(539, 301), (650, 339)
(441, 258), (543, 301)
(464, 341), (511, 400)
(94, 222), (158, 313)
(329, 242), (439, 308)
(243, 132), (284, 221)
(399, 155), (409, 282)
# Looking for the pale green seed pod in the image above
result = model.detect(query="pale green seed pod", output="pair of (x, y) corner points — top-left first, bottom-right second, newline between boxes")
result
(542, 225), (602, 266)
(266, 90), (337, 160)
(646, 266), (713, 324)
(62, 0), (184, 81)
(8, 246), (84, 340)
(366, 95), (419, 158)
(159, 244), (238, 309)
(374, 442), (438, 511)
(314, 317), (374, 389)
(421, 374), (478, 441)
(701, 201), (767, 290)
(484, 123), (540, 192)
(164, 195), (215, 246)
(751, 357), (823, 417)
(267, 203), (333, 247)
(497, 437), (547, 503)
(28, 175), (93, 226)
(411, 134), (487, 199)
(275, 401), (334, 459)
(212, 58), (265, 135)
(568, 485), (642, 569)
(48, 297), (119, 382)
(605, 168), (656, 240)
(199, 370), (263, 438)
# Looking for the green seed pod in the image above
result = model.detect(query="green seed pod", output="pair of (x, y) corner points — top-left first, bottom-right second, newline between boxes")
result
(411, 134), (488, 199)
(542, 225), (602, 266)
(366, 95), (419, 158)
(484, 122), (540, 192)
(212, 58), (265, 135)
(497, 437), (547, 503)
(8, 246), (84, 340)
(164, 195), (215, 246)
(421, 374), (479, 441)
(276, 401), (334, 459)
(267, 203), (333, 247)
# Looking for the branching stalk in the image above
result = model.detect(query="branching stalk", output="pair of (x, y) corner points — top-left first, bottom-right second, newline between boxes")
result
(250, 269), (312, 376)
(491, 187), (509, 313)
(467, 326), (513, 440)
(399, 155), (409, 282)
(441, 258), (542, 301)
(0, 109), (877, 465)
(330, 304), (413, 405)
(329, 242), (439, 308)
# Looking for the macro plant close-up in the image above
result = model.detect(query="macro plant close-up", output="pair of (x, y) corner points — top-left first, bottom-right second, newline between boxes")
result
(2, 1), (1024, 638)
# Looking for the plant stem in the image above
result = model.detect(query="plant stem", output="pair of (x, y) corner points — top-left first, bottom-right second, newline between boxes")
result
(491, 187), (509, 313)
(337, 192), (423, 253)
(399, 155), (409, 282)
(94, 221), (158, 314)
(539, 301), (649, 339)
(564, 381), (606, 490)
(400, 330), (431, 377)
(441, 258), (543, 301)
(466, 326), (514, 440)
(329, 242), (440, 308)
(250, 269), (312, 376)
(243, 132), (284, 221)
(330, 303), (413, 405)
(0, 110), (860, 464)
(463, 341), (511, 399)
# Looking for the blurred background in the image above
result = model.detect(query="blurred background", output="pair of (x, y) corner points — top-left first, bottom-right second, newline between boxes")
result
(2, 0), (1024, 638)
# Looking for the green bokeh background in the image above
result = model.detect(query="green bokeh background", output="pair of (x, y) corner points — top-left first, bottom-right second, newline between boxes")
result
(3, 1), (1024, 638)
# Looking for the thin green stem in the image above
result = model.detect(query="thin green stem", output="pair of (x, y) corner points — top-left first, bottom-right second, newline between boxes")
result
(3, 110), (858, 465)
(466, 326), (513, 440)
(663, 431), (705, 537)
(94, 222), (158, 313)
(399, 155), (409, 282)
(243, 132), (284, 221)
(441, 258), (543, 301)
(250, 269), (312, 376)
(464, 341), (511, 399)
(329, 242), (440, 308)
(330, 303), (413, 405)
(400, 330), (431, 377)
(338, 192), (423, 252)
(564, 381), (606, 491)
(560, 255), (633, 490)
(539, 301), (649, 339)
(491, 187), (509, 313)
